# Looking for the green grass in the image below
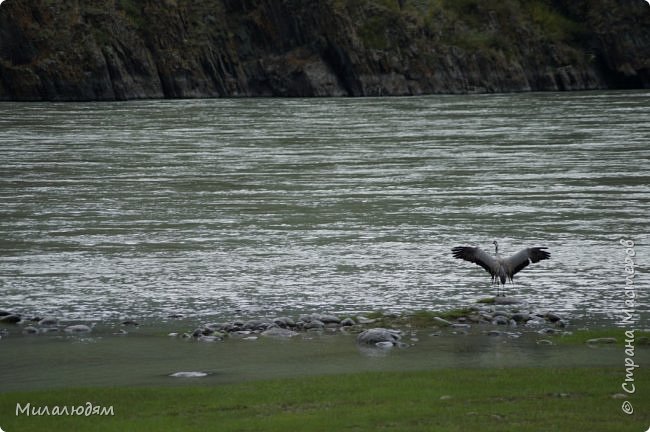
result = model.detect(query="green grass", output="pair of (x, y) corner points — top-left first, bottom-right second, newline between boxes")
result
(1, 367), (648, 431)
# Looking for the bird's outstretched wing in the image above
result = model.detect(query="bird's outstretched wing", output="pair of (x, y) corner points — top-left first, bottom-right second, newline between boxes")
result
(451, 246), (498, 275)
(506, 247), (550, 276)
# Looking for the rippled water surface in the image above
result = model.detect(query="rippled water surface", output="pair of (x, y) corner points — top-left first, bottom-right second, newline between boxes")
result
(1, 92), (649, 322)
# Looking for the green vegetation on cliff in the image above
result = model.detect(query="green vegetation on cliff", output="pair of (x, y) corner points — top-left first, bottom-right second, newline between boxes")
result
(0, 0), (648, 100)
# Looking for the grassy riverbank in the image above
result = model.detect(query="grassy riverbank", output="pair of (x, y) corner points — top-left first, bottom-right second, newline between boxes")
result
(1, 366), (648, 432)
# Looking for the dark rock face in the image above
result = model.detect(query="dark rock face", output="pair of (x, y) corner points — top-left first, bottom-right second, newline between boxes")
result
(0, 0), (648, 101)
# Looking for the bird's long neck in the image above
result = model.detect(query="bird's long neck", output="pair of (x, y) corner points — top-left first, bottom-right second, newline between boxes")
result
(494, 243), (499, 256)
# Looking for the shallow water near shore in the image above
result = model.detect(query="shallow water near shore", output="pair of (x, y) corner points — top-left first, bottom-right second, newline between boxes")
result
(1, 320), (645, 392)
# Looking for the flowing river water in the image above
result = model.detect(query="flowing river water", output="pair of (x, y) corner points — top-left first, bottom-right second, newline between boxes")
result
(1, 91), (648, 390)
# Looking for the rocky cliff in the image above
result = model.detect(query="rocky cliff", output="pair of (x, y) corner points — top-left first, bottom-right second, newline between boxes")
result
(0, 0), (648, 100)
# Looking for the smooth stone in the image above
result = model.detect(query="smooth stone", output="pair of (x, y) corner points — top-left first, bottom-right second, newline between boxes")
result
(243, 320), (272, 331)
(168, 332), (179, 337)
(450, 323), (471, 329)
(169, 371), (207, 378)
(198, 335), (220, 342)
(318, 314), (341, 324)
(357, 328), (400, 345)
(38, 317), (59, 326)
(545, 312), (562, 323)
(273, 317), (296, 328)
(298, 314), (319, 323)
(121, 320), (139, 326)
(340, 317), (356, 327)
(0, 315), (21, 324)
(492, 316), (509, 326)
(487, 330), (502, 337)
(536, 339), (554, 345)
(356, 316), (376, 324)
(510, 312), (530, 322)
(537, 328), (557, 335)
(261, 327), (299, 338)
(22, 326), (39, 334)
(586, 337), (617, 344)
(64, 324), (92, 333)
(192, 328), (212, 338)
(303, 320), (325, 330)
(242, 336), (258, 341)
(433, 317), (452, 326)
(375, 341), (394, 349)
(525, 319), (546, 327)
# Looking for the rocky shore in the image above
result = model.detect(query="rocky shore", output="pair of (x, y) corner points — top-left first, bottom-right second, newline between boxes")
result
(0, 0), (648, 100)
(0, 298), (584, 349)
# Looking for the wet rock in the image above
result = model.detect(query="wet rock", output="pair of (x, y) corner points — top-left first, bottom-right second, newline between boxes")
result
(545, 312), (562, 323)
(0, 310), (11, 317)
(451, 323), (471, 330)
(356, 316), (376, 324)
(537, 328), (558, 335)
(304, 320), (325, 330)
(273, 317), (296, 328)
(298, 314), (318, 323)
(357, 328), (401, 345)
(243, 320), (272, 331)
(492, 316), (509, 326)
(170, 371), (207, 378)
(198, 335), (221, 342)
(121, 320), (139, 327)
(22, 326), (39, 334)
(510, 312), (530, 323)
(525, 318), (546, 327)
(318, 314), (341, 324)
(64, 324), (92, 333)
(586, 337), (617, 344)
(375, 341), (394, 349)
(0, 314), (21, 324)
(487, 330), (502, 337)
(433, 317), (452, 326)
(340, 317), (356, 327)
(192, 327), (213, 338)
(231, 330), (252, 337)
(38, 317), (59, 326)
(536, 339), (554, 345)
(261, 327), (299, 338)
